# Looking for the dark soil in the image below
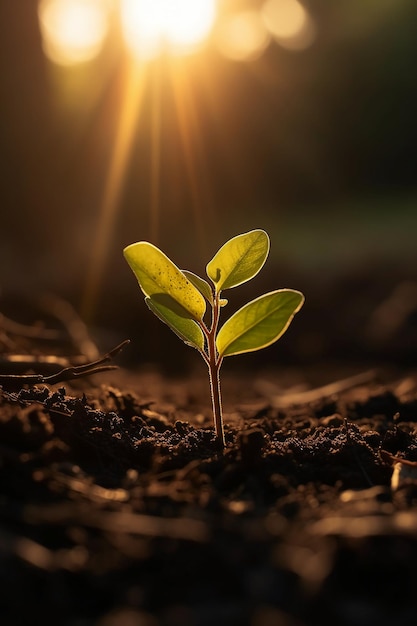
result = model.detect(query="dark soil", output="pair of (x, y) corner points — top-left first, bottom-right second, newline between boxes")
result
(2, 311), (417, 626)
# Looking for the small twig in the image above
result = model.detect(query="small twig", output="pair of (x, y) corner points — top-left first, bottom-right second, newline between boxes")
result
(258, 369), (378, 408)
(25, 503), (209, 543)
(38, 294), (100, 360)
(380, 450), (417, 468)
(0, 340), (130, 388)
(0, 354), (86, 374)
(0, 312), (63, 341)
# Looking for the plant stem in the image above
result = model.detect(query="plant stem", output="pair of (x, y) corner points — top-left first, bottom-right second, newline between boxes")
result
(201, 291), (225, 448)
(208, 356), (225, 448)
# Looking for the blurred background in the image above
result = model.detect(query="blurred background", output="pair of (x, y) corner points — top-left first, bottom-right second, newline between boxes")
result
(1, 0), (417, 370)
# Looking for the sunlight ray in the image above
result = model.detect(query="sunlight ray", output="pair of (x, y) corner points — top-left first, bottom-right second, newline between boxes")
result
(149, 66), (162, 243)
(169, 63), (212, 261)
(82, 61), (147, 318)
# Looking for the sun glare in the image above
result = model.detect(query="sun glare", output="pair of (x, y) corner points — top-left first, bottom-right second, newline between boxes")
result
(38, 0), (313, 315)
(215, 11), (270, 62)
(120, 0), (217, 60)
(261, 0), (316, 50)
(38, 0), (110, 66)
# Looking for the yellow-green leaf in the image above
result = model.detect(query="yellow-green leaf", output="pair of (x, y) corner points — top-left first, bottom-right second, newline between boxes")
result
(145, 296), (205, 351)
(206, 229), (269, 292)
(216, 289), (304, 358)
(182, 270), (213, 305)
(124, 242), (206, 321)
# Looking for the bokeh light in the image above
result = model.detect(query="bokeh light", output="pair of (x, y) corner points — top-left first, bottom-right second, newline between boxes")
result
(38, 0), (110, 66)
(261, 0), (316, 51)
(215, 10), (270, 62)
(120, 0), (217, 60)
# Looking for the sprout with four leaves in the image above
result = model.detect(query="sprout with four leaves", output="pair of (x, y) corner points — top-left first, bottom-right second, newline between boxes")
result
(124, 229), (304, 448)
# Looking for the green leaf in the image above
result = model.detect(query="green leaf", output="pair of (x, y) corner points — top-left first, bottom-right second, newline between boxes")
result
(182, 270), (213, 305)
(124, 242), (206, 321)
(216, 289), (304, 358)
(145, 296), (205, 351)
(206, 229), (269, 292)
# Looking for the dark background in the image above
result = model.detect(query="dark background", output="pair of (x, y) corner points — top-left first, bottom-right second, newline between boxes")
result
(1, 0), (417, 370)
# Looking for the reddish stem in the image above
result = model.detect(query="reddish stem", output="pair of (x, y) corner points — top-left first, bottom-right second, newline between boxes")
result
(200, 293), (225, 448)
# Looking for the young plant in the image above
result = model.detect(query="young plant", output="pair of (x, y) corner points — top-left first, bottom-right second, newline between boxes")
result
(124, 229), (304, 448)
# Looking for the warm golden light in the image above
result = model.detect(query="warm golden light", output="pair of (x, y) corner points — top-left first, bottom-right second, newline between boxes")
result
(120, 0), (217, 60)
(82, 62), (147, 318)
(38, 0), (110, 66)
(261, 0), (316, 50)
(215, 11), (270, 62)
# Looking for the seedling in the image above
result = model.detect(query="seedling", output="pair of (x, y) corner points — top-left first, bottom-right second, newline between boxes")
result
(124, 229), (304, 448)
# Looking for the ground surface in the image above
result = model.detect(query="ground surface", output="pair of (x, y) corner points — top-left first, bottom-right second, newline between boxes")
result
(1, 305), (417, 626)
